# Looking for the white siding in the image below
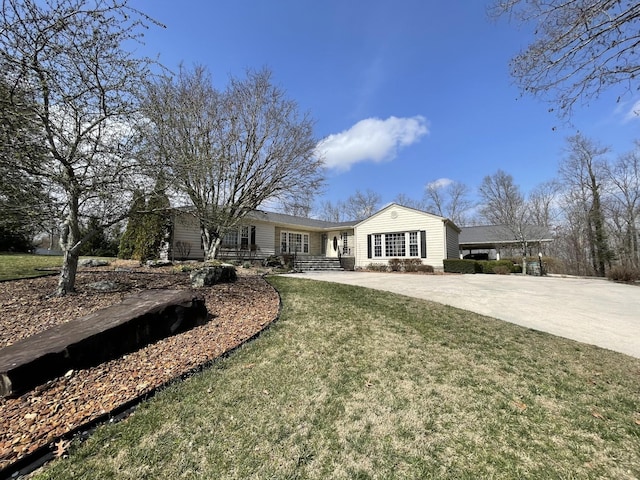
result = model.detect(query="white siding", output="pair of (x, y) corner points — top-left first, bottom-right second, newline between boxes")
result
(252, 220), (275, 256)
(170, 212), (276, 260)
(171, 212), (205, 260)
(354, 205), (449, 269)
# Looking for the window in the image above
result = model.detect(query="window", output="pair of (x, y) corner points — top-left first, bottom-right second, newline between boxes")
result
(291, 233), (302, 253)
(240, 226), (249, 250)
(385, 233), (406, 257)
(368, 230), (426, 259)
(281, 231), (309, 253)
(341, 232), (349, 255)
(374, 234), (382, 257)
(223, 229), (238, 247)
(409, 231), (418, 257)
(223, 225), (255, 249)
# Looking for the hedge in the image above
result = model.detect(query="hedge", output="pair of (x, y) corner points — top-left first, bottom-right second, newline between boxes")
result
(443, 259), (481, 274)
(477, 260), (517, 274)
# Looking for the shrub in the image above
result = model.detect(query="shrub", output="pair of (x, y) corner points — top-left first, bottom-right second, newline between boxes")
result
(388, 258), (402, 272)
(607, 265), (640, 283)
(540, 256), (565, 275)
(174, 263), (208, 273)
(0, 226), (33, 252)
(416, 264), (434, 273)
(478, 260), (515, 274)
(443, 259), (480, 274)
(493, 265), (511, 275)
(402, 258), (422, 272)
(263, 255), (282, 267)
(281, 254), (295, 268)
(366, 263), (388, 272)
(243, 261), (252, 269)
(174, 241), (192, 260)
(512, 264), (523, 274)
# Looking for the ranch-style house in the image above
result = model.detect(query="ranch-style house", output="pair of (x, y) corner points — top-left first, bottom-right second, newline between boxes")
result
(165, 203), (462, 271)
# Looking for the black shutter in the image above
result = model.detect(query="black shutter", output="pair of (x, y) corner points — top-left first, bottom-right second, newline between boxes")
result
(250, 226), (256, 245)
(367, 234), (372, 258)
(420, 230), (427, 258)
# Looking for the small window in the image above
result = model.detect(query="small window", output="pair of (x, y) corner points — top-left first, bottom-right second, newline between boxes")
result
(341, 232), (349, 255)
(374, 234), (382, 257)
(409, 231), (418, 257)
(240, 226), (249, 250)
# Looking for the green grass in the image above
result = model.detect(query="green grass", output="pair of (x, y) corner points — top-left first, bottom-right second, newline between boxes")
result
(33, 276), (640, 479)
(0, 253), (63, 281)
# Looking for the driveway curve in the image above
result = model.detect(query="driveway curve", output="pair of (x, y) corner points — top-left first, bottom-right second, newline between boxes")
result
(283, 271), (640, 359)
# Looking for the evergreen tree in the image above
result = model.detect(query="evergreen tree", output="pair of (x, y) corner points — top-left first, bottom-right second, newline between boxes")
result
(118, 194), (146, 260)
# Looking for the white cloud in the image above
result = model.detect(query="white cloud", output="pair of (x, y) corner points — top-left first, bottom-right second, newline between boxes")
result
(316, 115), (429, 172)
(624, 100), (640, 122)
(426, 178), (453, 190)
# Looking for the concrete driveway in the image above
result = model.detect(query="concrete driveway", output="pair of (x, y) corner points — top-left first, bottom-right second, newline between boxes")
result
(282, 271), (640, 359)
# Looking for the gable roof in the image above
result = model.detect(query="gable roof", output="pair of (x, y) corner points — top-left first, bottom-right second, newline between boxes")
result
(355, 203), (461, 232)
(459, 225), (554, 246)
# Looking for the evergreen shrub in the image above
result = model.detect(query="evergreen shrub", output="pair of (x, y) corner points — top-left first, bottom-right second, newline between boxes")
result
(443, 259), (480, 274)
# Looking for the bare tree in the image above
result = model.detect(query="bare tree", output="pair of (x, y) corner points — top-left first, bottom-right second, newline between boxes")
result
(317, 199), (346, 222)
(559, 134), (613, 277)
(392, 193), (427, 211)
(491, 1), (640, 115)
(603, 144), (640, 267)
(316, 189), (381, 222)
(0, 0), (160, 294)
(424, 179), (473, 226)
(344, 189), (381, 221)
(478, 170), (531, 271)
(279, 189), (316, 218)
(142, 66), (324, 259)
(528, 180), (561, 228)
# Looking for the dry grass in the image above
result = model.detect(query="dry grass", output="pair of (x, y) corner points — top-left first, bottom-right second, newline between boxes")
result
(32, 276), (640, 479)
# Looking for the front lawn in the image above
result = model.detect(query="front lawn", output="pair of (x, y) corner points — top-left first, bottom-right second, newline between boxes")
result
(0, 253), (62, 281)
(33, 276), (640, 479)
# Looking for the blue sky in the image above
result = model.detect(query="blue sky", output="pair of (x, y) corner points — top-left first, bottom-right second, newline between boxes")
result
(129, 0), (640, 213)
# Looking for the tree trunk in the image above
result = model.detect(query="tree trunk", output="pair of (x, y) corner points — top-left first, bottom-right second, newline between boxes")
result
(56, 249), (79, 296)
(205, 237), (222, 261)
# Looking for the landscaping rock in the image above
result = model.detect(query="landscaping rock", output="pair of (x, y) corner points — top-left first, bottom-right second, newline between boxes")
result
(146, 260), (173, 268)
(79, 259), (110, 267)
(190, 265), (237, 287)
(86, 281), (127, 292)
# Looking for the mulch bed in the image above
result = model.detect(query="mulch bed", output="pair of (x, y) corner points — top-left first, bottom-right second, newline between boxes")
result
(0, 266), (280, 474)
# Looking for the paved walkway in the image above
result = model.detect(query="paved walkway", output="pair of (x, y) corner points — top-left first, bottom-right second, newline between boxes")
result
(283, 271), (640, 359)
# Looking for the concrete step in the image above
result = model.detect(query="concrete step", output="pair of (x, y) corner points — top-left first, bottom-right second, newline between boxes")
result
(294, 257), (343, 272)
